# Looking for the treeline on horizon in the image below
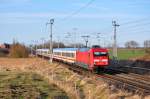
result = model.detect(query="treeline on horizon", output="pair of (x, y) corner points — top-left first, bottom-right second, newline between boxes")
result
(0, 39), (150, 58)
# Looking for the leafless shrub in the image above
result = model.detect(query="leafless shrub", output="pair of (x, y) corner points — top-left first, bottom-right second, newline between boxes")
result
(9, 42), (29, 58)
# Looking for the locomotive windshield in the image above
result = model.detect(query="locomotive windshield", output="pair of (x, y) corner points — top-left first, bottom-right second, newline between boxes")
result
(94, 52), (108, 56)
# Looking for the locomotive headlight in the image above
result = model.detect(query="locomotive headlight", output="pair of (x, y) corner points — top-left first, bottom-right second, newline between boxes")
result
(94, 59), (100, 62)
(101, 59), (108, 62)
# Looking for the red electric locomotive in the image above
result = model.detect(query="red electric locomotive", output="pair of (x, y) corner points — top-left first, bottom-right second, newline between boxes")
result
(76, 46), (109, 71)
(37, 45), (109, 72)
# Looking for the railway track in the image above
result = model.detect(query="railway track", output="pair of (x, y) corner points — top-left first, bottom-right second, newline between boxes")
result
(37, 54), (150, 96)
(103, 74), (150, 94)
(113, 65), (150, 75)
(116, 73), (150, 84)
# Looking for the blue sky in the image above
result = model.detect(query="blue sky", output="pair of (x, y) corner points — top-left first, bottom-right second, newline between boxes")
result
(0, 0), (150, 47)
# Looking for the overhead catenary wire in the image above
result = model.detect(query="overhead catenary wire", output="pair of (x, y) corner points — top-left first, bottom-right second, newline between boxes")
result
(52, 0), (96, 42)
(120, 21), (150, 29)
(119, 22), (150, 32)
(61, 0), (95, 21)
(115, 17), (150, 34)
(96, 17), (150, 38)
(120, 30), (150, 35)
(55, 1), (150, 47)
(120, 16), (150, 26)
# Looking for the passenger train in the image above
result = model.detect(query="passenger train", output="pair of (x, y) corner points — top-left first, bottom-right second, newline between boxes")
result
(36, 46), (109, 72)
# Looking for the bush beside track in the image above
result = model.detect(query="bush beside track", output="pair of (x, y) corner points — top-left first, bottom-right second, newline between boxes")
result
(0, 48), (9, 57)
(9, 42), (29, 58)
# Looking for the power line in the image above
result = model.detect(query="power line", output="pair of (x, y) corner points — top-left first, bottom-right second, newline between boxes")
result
(98, 18), (150, 37)
(117, 18), (150, 34)
(53, 0), (95, 35)
(120, 16), (150, 25)
(120, 30), (150, 35)
(62, 0), (95, 21)
(119, 22), (150, 32)
(120, 21), (150, 28)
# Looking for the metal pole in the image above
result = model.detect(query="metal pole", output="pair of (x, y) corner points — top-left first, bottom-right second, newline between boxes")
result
(50, 19), (54, 63)
(81, 35), (90, 48)
(46, 19), (54, 63)
(31, 40), (35, 56)
(114, 24), (117, 57)
(57, 36), (60, 48)
(35, 43), (37, 57)
(103, 38), (106, 48)
(73, 28), (77, 48)
(50, 22), (52, 61)
(30, 45), (32, 55)
(41, 38), (44, 54)
(43, 39), (46, 49)
(112, 21), (120, 59)
(86, 41), (88, 47)
(97, 33), (101, 47)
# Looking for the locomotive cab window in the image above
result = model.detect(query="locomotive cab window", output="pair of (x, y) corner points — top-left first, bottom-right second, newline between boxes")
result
(94, 52), (108, 56)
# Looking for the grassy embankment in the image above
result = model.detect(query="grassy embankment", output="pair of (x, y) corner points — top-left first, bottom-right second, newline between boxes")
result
(1, 58), (149, 99)
(0, 58), (110, 99)
(0, 71), (68, 99)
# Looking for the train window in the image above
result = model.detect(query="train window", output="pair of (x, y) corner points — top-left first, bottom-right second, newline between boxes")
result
(54, 52), (61, 55)
(70, 53), (75, 57)
(94, 52), (108, 56)
(62, 52), (75, 57)
(62, 52), (66, 56)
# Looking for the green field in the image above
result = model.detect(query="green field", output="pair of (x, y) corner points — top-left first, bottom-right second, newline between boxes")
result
(109, 48), (145, 60)
(0, 71), (68, 99)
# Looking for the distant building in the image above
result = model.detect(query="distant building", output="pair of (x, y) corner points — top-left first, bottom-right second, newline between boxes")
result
(0, 43), (10, 49)
(144, 40), (150, 48)
(0, 44), (5, 48)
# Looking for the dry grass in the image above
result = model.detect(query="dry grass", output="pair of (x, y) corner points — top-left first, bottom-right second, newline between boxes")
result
(0, 71), (68, 99)
(0, 58), (149, 99)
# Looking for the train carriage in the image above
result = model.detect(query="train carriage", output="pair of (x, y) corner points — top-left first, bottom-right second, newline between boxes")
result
(53, 48), (78, 64)
(36, 46), (109, 72)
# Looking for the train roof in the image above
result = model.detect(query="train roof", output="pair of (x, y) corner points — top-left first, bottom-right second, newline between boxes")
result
(53, 48), (91, 51)
(36, 47), (108, 52)
(36, 48), (80, 52)
(36, 49), (49, 51)
(78, 48), (90, 52)
(53, 48), (78, 52)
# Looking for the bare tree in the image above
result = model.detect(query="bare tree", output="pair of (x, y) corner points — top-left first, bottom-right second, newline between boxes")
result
(53, 41), (65, 48)
(35, 41), (65, 49)
(144, 40), (150, 55)
(125, 40), (139, 48)
(68, 43), (84, 48)
(144, 40), (150, 48)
